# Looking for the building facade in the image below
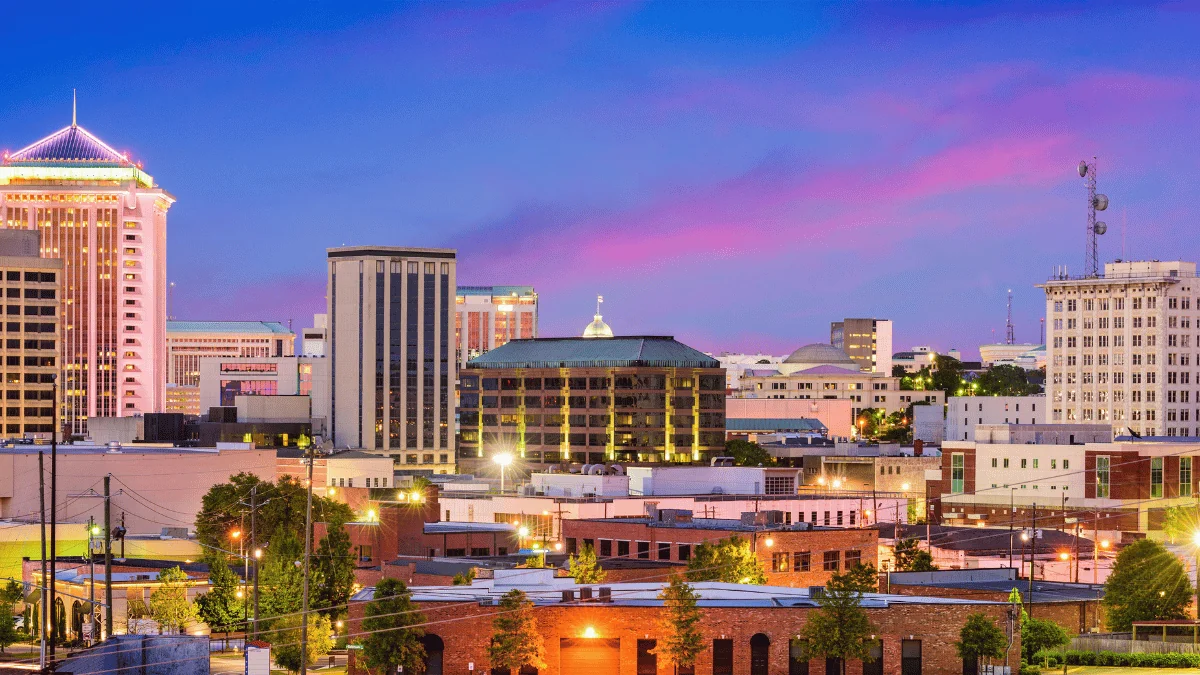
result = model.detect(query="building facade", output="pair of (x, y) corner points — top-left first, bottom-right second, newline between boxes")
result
(458, 336), (726, 472)
(1039, 260), (1200, 436)
(327, 247), (456, 473)
(455, 285), (537, 367)
(831, 318), (893, 374)
(713, 352), (784, 390)
(1, 118), (173, 432)
(197, 355), (329, 426)
(944, 395), (1046, 441)
(166, 320), (295, 415)
(0, 230), (61, 439)
(302, 313), (327, 357)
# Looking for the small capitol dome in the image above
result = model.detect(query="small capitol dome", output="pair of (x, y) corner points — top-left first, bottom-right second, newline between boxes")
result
(783, 343), (856, 366)
(582, 294), (613, 338)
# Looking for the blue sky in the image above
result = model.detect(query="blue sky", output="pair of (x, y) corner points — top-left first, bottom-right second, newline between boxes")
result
(3, 1), (1198, 358)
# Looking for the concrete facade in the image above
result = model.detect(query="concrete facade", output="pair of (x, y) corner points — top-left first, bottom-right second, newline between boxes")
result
(831, 318), (893, 374)
(725, 396), (854, 439)
(197, 355), (329, 431)
(944, 395), (1047, 441)
(455, 285), (538, 367)
(0, 230), (61, 439)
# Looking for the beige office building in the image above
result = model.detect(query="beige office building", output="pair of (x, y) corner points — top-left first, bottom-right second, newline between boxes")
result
(454, 285), (537, 367)
(327, 247), (456, 473)
(165, 320), (295, 414)
(0, 230), (61, 439)
(1039, 260), (1200, 437)
(831, 318), (893, 374)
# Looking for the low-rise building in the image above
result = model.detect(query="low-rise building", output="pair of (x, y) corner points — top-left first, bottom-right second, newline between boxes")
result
(892, 346), (939, 373)
(166, 320), (296, 415)
(276, 448), (396, 497)
(346, 568), (1020, 675)
(979, 343), (1046, 370)
(945, 395), (1047, 441)
(725, 396), (854, 439)
(713, 352), (784, 390)
(197, 355), (329, 433)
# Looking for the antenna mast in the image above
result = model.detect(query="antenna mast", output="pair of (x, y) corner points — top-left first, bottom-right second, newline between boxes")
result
(1077, 158), (1109, 277)
(1005, 289), (1014, 345)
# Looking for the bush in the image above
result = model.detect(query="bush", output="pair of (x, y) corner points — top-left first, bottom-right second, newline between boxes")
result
(1018, 664), (1040, 675)
(1032, 650), (1200, 669)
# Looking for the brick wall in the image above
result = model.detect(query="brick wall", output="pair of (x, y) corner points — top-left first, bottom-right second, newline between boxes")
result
(887, 584), (1104, 634)
(347, 596), (1019, 675)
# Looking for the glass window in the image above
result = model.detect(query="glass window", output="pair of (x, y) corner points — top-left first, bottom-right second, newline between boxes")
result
(789, 639), (810, 675)
(636, 640), (657, 675)
(901, 640), (922, 675)
(1151, 457), (1164, 499)
(712, 639), (733, 675)
(1183, 458), (1194, 498)
(951, 453), (965, 494)
(1096, 456), (1110, 498)
(823, 550), (840, 571)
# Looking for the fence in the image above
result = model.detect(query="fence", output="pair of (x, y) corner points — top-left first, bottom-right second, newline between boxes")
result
(1070, 635), (1200, 654)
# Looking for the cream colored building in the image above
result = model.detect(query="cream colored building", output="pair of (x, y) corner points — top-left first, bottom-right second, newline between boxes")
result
(0, 230), (61, 439)
(1039, 260), (1200, 436)
(166, 321), (296, 415)
(831, 318), (893, 374)
(735, 343), (944, 427)
(455, 285), (537, 367)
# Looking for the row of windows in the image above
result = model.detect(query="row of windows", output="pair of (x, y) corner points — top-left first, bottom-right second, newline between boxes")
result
(465, 374), (725, 391)
(0, 272), (56, 283)
(328, 476), (390, 488)
(990, 457), (1070, 470)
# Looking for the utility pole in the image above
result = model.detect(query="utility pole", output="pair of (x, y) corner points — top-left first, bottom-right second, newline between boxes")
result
(1073, 520), (1081, 584)
(1093, 511), (1099, 585)
(104, 475), (113, 640)
(251, 485), (259, 639)
(38, 451), (46, 671)
(87, 515), (95, 644)
(1028, 502), (1036, 619)
(300, 451), (314, 675)
(1009, 489), (1015, 569)
(49, 376), (58, 664)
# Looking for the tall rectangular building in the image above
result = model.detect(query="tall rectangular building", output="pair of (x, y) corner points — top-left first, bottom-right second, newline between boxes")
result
(327, 247), (456, 473)
(831, 318), (893, 374)
(454, 285), (537, 367)
(0, 230), (61, 439)
(1039, 260), (1200, 437)
(1, 119), (173, 434)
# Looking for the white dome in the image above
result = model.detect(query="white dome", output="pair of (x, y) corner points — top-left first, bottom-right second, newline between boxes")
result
(582, 314), (613, 339)
(783, 343), (856, 366)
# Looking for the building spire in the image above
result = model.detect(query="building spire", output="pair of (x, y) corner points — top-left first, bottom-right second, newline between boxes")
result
(72, 89), (77, 128)
(596, 294), (603, 317)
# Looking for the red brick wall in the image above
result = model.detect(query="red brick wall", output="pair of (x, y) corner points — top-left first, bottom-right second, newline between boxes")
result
(887, 584), (1103, 634)
(346, 597), (1019, 675)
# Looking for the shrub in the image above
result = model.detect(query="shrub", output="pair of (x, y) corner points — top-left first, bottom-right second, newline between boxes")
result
(1032, 649), (1200, 669)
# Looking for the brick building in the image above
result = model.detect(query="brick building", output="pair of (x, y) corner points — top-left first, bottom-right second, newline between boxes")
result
(561, 510), (879, 588)
(346, 568), (1020, 675)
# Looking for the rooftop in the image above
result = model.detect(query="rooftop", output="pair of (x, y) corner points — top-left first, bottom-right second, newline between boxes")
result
(465, 336), (720, 369)
(457, 285), (536, 297)
(574, 516), (837, 534)
(5, 124), (135, 168)
(727, 418), (827, 432)
(167, 320), (293, 335)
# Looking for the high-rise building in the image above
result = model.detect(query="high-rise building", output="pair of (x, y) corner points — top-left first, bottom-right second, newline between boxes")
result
(1, 114), (173, 433)
(0, 230), (61, 439)
(831, 318), (893, 374)
(454, 285), (537, 367)
(327, 247), (456, 473)
(1039, 260), (1200, 436)
(165, 320), (295, 415)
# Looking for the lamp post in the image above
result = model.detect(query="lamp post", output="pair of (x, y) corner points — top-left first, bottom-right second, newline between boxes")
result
(494, 453), (513, 494)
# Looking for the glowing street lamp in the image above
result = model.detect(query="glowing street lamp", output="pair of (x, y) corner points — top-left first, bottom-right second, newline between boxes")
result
(494, 453), (514, 493)
(582, 627), (598, 639)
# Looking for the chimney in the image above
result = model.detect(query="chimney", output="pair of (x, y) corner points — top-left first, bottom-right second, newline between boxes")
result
(579, 587), (593, 601)
(598, 587), (612, 602)
(561, 589), (575, 603)
(914, 439), (924, 456)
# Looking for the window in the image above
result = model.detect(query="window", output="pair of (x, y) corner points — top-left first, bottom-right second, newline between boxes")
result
(658, 542), (671, 560)
(1063, 459), (1070, 470)
(823, 550), (840, 572)
(637, 541), (650, 559)
(1151, 457), (1164, 499)
(1021, 458), (1027, 469)
(772, 552), (791, 572)
(599, 539), (612, 557)
(637, 640), (657, 675)
(1182, 457), (1193, 498)
(951, 453), (965, 494)
(901, 640), (922, 675)
(845, 549), (862, 568)
(712, 640), (734, 675)
(617, 540), (630, 557)
(795, 551), (811, 572)
(789, 638), (810, 675)
(678, 544), (691, 561)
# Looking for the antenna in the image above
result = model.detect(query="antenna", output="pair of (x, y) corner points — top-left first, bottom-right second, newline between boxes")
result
(1077, 158), (1109, 277)
(1040, 317), (1045, 344)
(1121, 208), (1127, 260)
(72, 89), (77, 127)
(1005, 289), (1014, 345)
(595, 294), (603, 317)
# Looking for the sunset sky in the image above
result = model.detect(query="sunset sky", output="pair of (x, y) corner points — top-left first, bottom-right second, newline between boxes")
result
(3, 2), (1198, 358)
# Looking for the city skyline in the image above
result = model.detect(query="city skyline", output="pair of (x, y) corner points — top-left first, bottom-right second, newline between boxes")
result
(3, 3), (1199, 358)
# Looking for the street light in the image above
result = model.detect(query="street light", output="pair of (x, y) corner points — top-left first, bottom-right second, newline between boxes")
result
(1191, 531), (1200, 617)
(494, 453), (514, 493)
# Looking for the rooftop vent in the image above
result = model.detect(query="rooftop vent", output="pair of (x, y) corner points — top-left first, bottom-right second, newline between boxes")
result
(598, 587), (612, 602)
(561, 589), (575, 603)
(579, 587), (593, 601)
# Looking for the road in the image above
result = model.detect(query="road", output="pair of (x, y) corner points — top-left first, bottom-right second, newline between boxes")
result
(210, 652), (348, 674)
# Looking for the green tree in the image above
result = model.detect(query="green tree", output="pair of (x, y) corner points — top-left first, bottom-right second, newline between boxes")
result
(653, 576), (705, 672)
(312, 520), (355, 620)
(1021, 615), (1068, 663)
(1162, 504), (1200, 544)
(955, 613), (1008, 672)
(195, 556), (245, 648)
(0, 581), (23, 606)
(724, 439), (775, 467)
(0, 604), (17, 653)
(452, 569), (476, 586)
(1103, 538), (1194, 631)
(685, 536), (767, 584)
(975, 364), (1041, 396)
(830, 564), (878, 594)
(567, 543), (606, 584)
(149, 566), (198, 634)
(257, 531), (305, 624)
(195, 473), (354, 553)
(271, 613), (334, 673)
(487, 590), (546, 673)
(893, 538), (937, 571)
(361, 578), (427, 675)
(931, 355), (966, 397)
(798, 577), (879, 675)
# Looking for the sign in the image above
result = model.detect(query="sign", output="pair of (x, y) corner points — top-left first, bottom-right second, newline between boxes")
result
(246, 645), (271, 675)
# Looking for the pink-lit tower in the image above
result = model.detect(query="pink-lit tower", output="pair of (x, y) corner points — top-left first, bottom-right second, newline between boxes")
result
(0, 107), (173, 435)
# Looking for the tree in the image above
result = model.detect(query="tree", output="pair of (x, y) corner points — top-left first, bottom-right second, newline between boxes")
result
(567, 543), (606, 584)
(271, 613), (334, 673)
(149, 566), (198, 634)
(830, 564), (878, 594)
(685, 536), (767, 584)
(931, 355), (966, 397)
(195, 473), (354, 553)
(0, 605), (17, 653)
(1162, 504), (1200, 544)
(452, 569), (476, 586)
(724, 439), (775, 467)
(360, 578), (427, 675)
(653, 576), (705, 672)
(1021, 615), (1068, 664)
(488, 590), (546, 673)
(312, 520), (355, 620)
(955, 613), (1008, 672)
(798, 577), (879, 675)
(195, 556), (245, 648)
(126, 597), (149, 634)
(975, 364), (1041, 396)
(257, 531), (305, 624)
(1103, 538), (1194, 631)
(0, 581), (23, 606)
(893, 537), (937, 571)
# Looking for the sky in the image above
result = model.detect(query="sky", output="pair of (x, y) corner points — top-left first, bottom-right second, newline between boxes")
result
(2, 1), (1198, 359)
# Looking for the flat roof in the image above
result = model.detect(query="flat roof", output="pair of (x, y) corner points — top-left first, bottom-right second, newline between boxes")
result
(167, 320), (292, 335)
(424, 522), (516, 535)
(571, 516), (853, 534)
(465, 336), (720, 369)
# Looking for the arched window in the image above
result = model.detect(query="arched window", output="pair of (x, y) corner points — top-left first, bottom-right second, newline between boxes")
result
(421, 634), (444, 675)
(750, 634), (769, 675)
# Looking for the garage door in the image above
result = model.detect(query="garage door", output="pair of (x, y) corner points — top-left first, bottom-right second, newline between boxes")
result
(560, 638), (620, 675)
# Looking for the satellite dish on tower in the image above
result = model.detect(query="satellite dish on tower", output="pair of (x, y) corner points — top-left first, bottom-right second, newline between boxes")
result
(1093, 194), (1109, 211)
(1094, 222), (1107, 235)
(1077, 161), (1088, 178)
